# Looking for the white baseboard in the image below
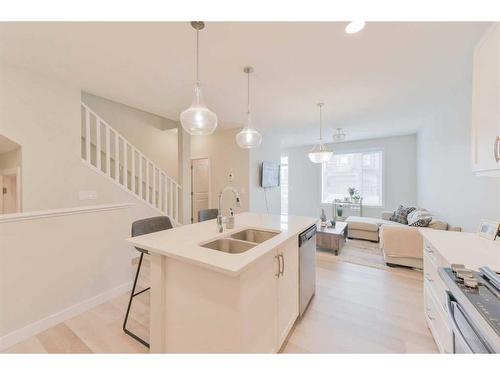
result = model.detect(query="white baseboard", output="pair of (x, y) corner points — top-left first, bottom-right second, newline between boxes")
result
(0, 281), (132, 351)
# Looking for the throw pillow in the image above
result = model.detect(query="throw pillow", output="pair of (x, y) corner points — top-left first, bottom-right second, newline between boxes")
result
(409, 216), (433, 227)
(407, 209), (432, 227)
(407, 209), (431, 225)
(389, 205), (416, 225)
(408, 217), (432, 227)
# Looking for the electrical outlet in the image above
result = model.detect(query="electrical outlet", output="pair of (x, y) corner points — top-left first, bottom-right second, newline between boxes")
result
(228, 172), (234, 182)
(78, 190), (98, 200)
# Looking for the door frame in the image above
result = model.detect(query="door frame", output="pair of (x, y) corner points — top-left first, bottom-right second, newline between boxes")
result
(190, 156), (211, 223)
(0, 166), (22, 213)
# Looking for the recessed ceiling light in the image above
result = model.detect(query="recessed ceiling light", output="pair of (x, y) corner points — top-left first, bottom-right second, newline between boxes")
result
(345, 21), (366, 34)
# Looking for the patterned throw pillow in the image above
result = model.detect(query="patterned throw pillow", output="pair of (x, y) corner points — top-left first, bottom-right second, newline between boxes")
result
(389, 205), (416, 225)
(409, 217), (433, 227)
(407, 209), (432, 227)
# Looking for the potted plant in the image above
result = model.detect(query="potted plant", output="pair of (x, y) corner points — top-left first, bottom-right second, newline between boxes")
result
(352, 193), (361, 203)
(347, 187), (358, 201)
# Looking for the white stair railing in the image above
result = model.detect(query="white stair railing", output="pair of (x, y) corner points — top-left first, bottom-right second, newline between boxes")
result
(80, 102), (182, 224)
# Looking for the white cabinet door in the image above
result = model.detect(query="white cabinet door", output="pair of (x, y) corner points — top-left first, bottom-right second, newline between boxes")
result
(276, 238), (299, 348)
(471, 24), (500, 174)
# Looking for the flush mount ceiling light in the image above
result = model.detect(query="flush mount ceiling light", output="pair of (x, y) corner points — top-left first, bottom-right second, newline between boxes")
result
(332, 128), (346, 142)
(236, 66), (262, 149)
(345, 21), (366, 34)
(180, 21), (218, 135)
(308, 103), (333, 164)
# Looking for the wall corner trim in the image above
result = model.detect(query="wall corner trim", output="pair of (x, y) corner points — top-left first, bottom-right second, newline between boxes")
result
(0, 203), (134, 224)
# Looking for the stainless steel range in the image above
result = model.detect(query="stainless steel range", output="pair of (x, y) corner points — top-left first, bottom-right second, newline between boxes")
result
(439, 265), (500, 353)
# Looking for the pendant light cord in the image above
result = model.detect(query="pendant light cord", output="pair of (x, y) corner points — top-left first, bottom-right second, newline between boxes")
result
(247, 70), (251, 114)
(196, 29), (200, 86)
(318, 103), (323, 140)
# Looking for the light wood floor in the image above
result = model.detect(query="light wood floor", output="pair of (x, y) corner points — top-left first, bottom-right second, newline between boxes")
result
(4, 250), (438, 354)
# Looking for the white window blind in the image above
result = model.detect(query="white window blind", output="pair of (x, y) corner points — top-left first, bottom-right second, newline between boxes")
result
(321, 151), (383, 206)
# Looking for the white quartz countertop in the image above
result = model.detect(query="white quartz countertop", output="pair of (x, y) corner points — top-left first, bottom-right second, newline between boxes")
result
(420, 229), (500, 271)
(127, 212), (318, 276)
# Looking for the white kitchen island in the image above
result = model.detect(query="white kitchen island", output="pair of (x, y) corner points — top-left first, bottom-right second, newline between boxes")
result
(127, 212), (317, 353)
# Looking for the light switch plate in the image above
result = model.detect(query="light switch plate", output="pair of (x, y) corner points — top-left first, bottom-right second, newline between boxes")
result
(79, 190), (98, 200)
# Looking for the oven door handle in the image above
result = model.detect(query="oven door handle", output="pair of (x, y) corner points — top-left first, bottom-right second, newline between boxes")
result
(445, 291), (474, 353)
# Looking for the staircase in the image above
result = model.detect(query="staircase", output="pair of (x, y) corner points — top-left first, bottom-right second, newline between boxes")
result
(80, 102), (182, 224)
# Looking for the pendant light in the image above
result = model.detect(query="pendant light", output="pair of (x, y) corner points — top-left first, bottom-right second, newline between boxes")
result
(180, 21), (218, 135)
(332, 128), (346, 142)
(236, 66), (262, 148)
(308, 103), (333, 163)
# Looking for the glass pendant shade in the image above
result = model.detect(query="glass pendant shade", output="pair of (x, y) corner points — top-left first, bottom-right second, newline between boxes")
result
(236, 113), (262, 148)
(180, 84), (218, 135)
(180, 21), (218, 135)
(308, 142), (332, 163)
(332, 127), (346, 142)
(308, 102), (332, 163)
(236, 66), (262, 149)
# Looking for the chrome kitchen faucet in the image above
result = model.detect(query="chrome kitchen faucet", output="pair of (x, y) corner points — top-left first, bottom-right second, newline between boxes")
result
(217, 186), (241, 232)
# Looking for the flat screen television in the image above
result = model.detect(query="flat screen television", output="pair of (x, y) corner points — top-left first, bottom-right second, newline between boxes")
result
(261, 161), (280, 188)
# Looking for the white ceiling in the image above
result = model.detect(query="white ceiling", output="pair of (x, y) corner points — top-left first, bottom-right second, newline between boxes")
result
(0, 22), (491, 146)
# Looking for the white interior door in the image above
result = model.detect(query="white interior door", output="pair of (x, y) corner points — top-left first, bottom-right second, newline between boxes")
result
(2, 174), (18, 214)
(191, 158), (210, 223)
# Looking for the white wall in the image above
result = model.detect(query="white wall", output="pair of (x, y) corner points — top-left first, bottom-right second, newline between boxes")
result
(81, 92), (179, 181)
(0, 62), (163, 222)
(0, 204), (132, 348)
(417, 80), (500, 232)
(249, 130), (282, 215)
(284, 134), (417, 220)
(191, 128), (250, 217)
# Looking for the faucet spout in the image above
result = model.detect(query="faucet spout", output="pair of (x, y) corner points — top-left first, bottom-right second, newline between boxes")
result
(217, 186), (241, 233)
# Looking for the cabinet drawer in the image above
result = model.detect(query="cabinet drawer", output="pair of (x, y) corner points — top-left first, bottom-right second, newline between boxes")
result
(423, 241), (437, 265)
(423, 255), (449, 315)
(424, 281), (453, 353)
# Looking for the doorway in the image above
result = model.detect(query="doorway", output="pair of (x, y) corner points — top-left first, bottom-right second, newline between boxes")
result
(0, 134), (22, 214)
(191, 158), (211, 223)
(0, 171), (19, 214)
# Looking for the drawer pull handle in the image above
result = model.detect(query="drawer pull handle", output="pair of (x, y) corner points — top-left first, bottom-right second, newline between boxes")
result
(275, 255), (281, 278)
(425, 274), (433, 282)
(495, 136), (500, 162)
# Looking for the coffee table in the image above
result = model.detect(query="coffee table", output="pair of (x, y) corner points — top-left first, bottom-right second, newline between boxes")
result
(316, 221), (348, 255)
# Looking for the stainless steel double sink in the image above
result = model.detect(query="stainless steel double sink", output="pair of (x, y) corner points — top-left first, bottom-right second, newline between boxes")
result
(200, 229), (280, 254)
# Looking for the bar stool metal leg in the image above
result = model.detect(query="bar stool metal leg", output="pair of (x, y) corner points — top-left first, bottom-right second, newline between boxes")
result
(123, 252), (150, 348)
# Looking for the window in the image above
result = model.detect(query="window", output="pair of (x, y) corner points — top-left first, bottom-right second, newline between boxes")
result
(280, 155), (289, 215)
(321, 151), (383, 206)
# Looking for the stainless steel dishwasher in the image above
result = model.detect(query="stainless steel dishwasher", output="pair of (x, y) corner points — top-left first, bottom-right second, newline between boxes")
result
(298, 224), (317, 316)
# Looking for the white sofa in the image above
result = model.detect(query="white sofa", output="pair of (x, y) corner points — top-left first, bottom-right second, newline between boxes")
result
(346, 211), (461, 269)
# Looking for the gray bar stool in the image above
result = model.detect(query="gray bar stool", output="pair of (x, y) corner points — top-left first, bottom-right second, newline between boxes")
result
(198, 208), (218, 222)
(123, 216), (173, 348)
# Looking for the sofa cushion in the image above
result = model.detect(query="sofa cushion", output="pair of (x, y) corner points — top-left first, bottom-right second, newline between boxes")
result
(345, 216), (380, 231)
(428, 219), (448, 231)
(389, 205), (416, 225)
(408, 209), (432, 227)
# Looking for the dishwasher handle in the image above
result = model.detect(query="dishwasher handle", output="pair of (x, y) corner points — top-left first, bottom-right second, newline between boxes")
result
(299, 225), (317, 247)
